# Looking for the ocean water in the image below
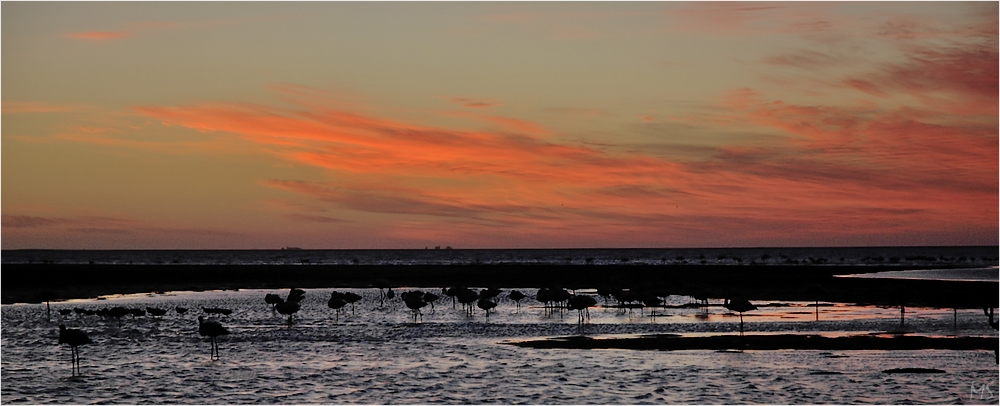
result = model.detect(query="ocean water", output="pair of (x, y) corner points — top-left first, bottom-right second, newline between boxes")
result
(3, 288), (997, 404)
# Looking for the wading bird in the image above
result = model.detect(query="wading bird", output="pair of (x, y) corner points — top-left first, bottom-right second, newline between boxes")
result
(264, 293), (283, 311)
(508, 290), (526, 312)
(108, 306), (129, 328)
(343, 292), (363, 314)
(567, 295), (598, 325)
(477, 297), (497, 318)
(275, 300), (300, 324)
(175, 306), (189, 315)
(422, 292), (440, 311)
(198, 316), (229, 360)
(328, 292), (347, 322)
(58, 324), (92, 376)
(456, 288), (479, 316)
(724, 298), (757, 336)
(402, 291), (428, 322)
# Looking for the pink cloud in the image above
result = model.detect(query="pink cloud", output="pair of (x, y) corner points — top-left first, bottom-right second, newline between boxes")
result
(849, 44), (999, 115)
(63, 31), (131, 41)
(448, 97), (500, 109)
(129, 85), (996, 246)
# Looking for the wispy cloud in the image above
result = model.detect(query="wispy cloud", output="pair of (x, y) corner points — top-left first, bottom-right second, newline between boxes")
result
(447, 97), (500, 109)
(2, 213), (242, 249)
(2, 101), (83, 114)
(63, 31), (131, 41)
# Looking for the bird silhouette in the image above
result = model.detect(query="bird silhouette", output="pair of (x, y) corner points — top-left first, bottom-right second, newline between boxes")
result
(641, 294), (664, 320)
(984, 307), (999, 330)
(456, 288), (479, 316)
(175, 306), (189, 315)
(328, 292), (348, 322)
(264, 293), (283, 311)
(477, 297), (497, 318)
(58, 309), (73, 316)
(108, 307), (128, 328)
(287, 288), (306, 304)
(567, 295), (598, 325)
(724, 298), (757, 336)
(508, 290), (526, 313)
(58, 324), (92, 376)
(374, 279), (391, 307)
(343, 292), (363, 314)
(402, 291), (428, 322)
(38, 290), (57, 321)
(198, 316), (229, 360)
(422, 292), (440, 311)
(275, 300), (301, 325)
(443, 287), (459, 309)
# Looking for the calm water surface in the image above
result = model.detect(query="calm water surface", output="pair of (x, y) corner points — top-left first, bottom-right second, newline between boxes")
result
(3, 288), (997, 404)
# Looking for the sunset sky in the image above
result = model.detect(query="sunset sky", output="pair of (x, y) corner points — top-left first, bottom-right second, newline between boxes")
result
(2, 2), (997, 249)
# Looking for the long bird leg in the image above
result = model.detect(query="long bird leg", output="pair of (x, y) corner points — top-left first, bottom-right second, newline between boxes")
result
(739, 312), (745, 336)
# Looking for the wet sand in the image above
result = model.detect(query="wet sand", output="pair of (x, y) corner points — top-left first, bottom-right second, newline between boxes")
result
(509, 333), (998, 351)
(3, 263), (996, 309)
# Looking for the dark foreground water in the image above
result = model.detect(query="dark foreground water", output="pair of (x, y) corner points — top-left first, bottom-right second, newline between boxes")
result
(3, 287), (998, 404)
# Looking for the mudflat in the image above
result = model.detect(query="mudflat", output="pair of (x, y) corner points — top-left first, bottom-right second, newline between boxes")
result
(3, 263), (996, 309)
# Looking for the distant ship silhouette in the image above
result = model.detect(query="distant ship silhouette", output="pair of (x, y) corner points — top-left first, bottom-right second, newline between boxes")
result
(281, 246), (302, 250)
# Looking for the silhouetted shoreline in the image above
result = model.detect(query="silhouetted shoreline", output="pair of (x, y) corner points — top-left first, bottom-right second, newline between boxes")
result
(3, 263), (996, 309)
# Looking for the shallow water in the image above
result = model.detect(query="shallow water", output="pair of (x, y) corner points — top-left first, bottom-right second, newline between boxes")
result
(3, 288), (997, 404)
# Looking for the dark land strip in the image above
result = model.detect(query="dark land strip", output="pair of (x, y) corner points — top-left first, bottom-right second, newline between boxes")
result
(3, 263), (996, 309)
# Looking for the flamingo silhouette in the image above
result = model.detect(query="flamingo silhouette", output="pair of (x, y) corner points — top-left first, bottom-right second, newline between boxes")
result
(264, 293), (283, 311)
(508, 290), (526, 313)
(402, 291), (428, 322)
(641, 295), (664, 320)
(477, 297), (497, 318)
(108, 307), (128, 328)
(343, 292), (363, 314)
(567, 295), (598, 325)
(275, 300), (301, 325)
(456, 288), (479, 316)
(175, 306), (189, 315)
(328, 292), (347, 322)
(198, 316), (229, 360)
(374, 279), (391, 307)
(58, 325), (92, 376)
(724, 298), (757, 336)
(422, 292), (440, 311)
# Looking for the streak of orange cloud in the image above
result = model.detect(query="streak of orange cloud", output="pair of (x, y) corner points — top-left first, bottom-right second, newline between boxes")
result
(2, 101), (82, 113)
(63, 31), (131, 41)
(132, 84), (996, 247)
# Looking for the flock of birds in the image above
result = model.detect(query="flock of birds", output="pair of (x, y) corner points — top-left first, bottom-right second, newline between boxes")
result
(53, 283), (760, 376)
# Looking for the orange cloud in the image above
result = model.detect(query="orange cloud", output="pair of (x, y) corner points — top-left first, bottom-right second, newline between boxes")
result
(129, 84), (996, 247)
(63, 31), (131, 41)
(448, 97), (500, 108)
